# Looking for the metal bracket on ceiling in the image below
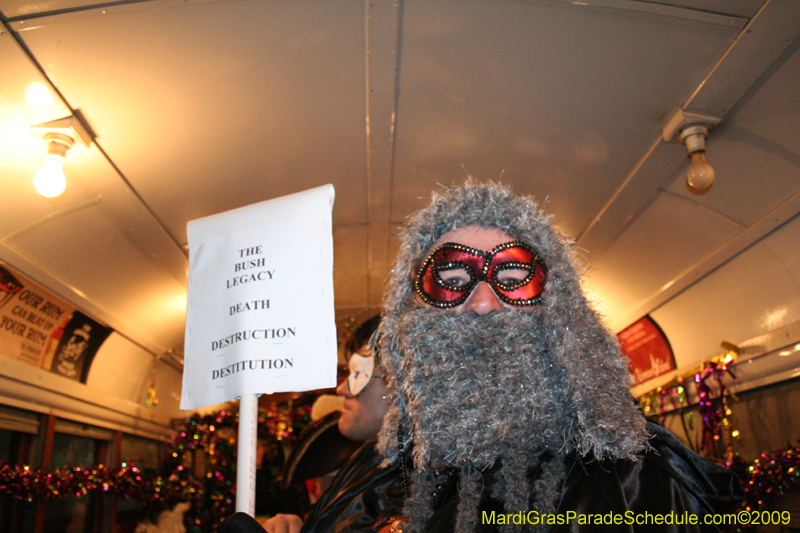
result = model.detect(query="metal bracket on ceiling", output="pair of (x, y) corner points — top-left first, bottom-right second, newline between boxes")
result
(662, 109), (721, 144)
(30, 113), (94, 147)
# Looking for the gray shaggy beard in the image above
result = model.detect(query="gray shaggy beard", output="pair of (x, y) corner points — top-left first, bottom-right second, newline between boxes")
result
(375, 180), (649, 533)
(394, 308), (571, 469)
(390, 308), (570, 533)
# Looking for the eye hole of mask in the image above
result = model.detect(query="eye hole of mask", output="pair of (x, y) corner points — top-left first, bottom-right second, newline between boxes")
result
(436, 264), (476, 290)
(493, 266), (532, 288)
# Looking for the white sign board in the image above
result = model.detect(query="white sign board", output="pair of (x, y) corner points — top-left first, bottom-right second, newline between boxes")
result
(181, 184), (337, 410)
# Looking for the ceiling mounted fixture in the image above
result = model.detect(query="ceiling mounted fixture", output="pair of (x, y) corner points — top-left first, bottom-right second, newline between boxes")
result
(31, 114), (93, 198)
(680, 125), (714, 193)
(34, 132), (74, 198)
(662, 110), (722, 195)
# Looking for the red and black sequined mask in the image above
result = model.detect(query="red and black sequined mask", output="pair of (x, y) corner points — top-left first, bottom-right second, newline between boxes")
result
(414, 241), (547, 308)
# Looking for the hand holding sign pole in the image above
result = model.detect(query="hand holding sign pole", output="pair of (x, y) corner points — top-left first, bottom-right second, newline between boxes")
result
(182, 184), (337, 515)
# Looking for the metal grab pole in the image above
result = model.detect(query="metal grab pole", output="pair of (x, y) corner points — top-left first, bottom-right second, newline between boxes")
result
(236, 393), (260, 515)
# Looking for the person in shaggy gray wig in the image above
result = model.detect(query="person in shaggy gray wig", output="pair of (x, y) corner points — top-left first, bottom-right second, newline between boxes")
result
(374, 180), (648, 532)
(274, 181), (740, 533)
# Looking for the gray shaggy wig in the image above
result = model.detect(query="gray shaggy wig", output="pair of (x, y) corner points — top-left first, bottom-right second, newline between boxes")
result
(375, 181), (648, 533)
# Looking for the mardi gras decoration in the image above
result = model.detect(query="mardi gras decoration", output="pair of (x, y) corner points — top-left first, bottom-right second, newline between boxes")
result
(0, 398), (314, 532)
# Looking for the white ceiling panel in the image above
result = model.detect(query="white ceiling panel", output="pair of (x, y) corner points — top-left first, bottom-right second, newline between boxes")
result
(583, 191), (743, 325)
(390, 0), (743, 237)
(0, 0), (106, 18)
(7, 201), (187, 350)
(86, 333), (161, 405)
(642, 0), (762, 18)
(651, 210), (800, 368)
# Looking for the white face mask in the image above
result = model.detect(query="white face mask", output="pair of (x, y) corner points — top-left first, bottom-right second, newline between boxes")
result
(346, 351), (376, 397)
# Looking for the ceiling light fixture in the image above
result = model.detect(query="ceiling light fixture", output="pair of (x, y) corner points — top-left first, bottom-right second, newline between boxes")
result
(31, 114), (93, 198)
(680, 125), (714, 193)
(662, 110), (722, 196)
(34, 133), (73, 198)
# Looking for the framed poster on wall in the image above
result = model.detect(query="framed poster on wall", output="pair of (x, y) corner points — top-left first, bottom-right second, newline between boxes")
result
(617, 315), (675, 384)
(0, 262), (112, 383)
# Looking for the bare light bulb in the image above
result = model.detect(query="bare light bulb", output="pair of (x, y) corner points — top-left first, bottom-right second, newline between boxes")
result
(679, 125), (715, 195)
(34, 154), (67, 198)
(687, 151), (715, 193)
(34, 132), (74, 198)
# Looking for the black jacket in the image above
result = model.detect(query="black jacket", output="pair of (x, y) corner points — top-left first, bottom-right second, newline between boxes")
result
(301, 421), (743, 533)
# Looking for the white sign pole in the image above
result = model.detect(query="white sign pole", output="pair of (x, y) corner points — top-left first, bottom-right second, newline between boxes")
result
(236, 393), (260, 514)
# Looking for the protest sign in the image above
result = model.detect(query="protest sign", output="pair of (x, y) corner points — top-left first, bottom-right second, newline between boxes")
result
(181, 184), (337, 410)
